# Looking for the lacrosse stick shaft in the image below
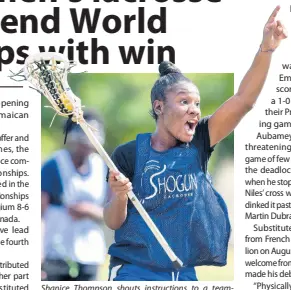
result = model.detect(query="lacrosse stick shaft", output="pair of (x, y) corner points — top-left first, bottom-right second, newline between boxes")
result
(79, 120), (183, 269)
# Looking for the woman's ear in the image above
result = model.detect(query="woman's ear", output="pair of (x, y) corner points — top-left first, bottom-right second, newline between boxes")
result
(153, 100), (163, 115)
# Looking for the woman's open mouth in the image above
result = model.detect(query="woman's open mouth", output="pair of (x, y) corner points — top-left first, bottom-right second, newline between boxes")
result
(184, 120), (197, 135)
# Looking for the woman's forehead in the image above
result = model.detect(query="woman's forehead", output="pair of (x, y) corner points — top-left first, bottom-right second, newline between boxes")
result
(169, 81), (200, 97)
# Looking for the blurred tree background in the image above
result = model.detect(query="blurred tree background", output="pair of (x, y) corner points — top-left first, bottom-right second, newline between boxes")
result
(41, 73), (234, 281)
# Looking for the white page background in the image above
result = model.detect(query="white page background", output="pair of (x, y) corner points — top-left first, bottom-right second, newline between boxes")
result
(0, 0), (290, 288)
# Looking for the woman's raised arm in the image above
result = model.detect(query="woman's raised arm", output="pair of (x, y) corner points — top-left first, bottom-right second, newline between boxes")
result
(209, 6), (287, 147)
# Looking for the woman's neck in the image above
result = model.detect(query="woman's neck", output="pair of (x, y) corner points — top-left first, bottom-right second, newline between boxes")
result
(69, 151), (86, 170)
(151, 127), (177, 152)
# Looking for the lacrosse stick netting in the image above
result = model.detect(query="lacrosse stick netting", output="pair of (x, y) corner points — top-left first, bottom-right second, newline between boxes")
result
(10, 52), (183, 269)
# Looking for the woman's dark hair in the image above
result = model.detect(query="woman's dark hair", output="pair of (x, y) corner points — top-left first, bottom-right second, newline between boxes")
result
(63, 109), (104, 134)
(150, 61), (192, 121)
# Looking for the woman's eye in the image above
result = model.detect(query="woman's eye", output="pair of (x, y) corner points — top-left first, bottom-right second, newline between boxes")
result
(195, 102), (200, 108)
(181, 100), (188, 105)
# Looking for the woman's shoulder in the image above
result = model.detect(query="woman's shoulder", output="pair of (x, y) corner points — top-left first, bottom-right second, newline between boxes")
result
(111, 140), (137, 181)
(111, 140), (137, 168)
(112, 140), (136, 158)
(192, 115), (214, 151)
(197, 115), (211, 127)
(193, 116), (211, 138)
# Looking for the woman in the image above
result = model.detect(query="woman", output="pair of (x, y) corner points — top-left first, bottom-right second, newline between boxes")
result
(41, 110), (107, 281)
(104, 6), (287, 281)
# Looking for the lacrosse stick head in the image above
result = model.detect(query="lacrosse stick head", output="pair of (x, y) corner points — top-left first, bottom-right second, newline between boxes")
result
(23, 52), (83, 122)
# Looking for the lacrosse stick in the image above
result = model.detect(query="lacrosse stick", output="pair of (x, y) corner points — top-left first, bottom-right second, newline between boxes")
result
(10, 52), (183, 269)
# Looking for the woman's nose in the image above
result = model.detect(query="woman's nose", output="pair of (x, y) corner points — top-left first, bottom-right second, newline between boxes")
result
(188, 103), (200, 115)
